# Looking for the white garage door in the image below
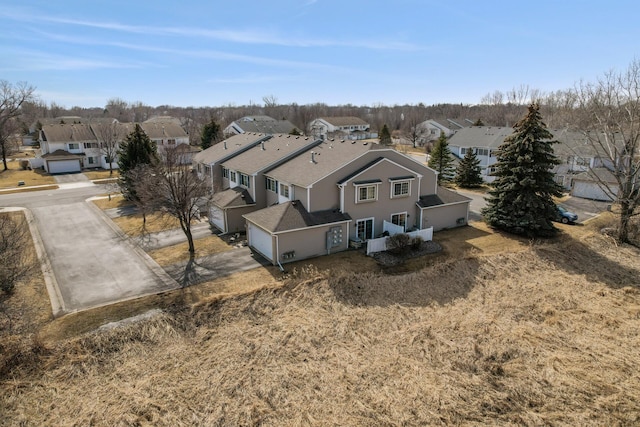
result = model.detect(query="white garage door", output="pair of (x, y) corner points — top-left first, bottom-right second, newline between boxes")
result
(208, 206), (226, 232)
(572, 181), (616, 201)
(248, 223), (273, 262)
(48, 159), (81, 174)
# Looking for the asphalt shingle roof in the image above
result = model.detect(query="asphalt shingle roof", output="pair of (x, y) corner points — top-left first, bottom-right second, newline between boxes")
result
(266, 139), (375, 187)
(193, 133), (269, 165)
(417, 186), (470, 208)
(222, 134), (322, 175)
(243, 200), (350, 233)
(211, 187), (255, 208)
(319, 116), (369, 127)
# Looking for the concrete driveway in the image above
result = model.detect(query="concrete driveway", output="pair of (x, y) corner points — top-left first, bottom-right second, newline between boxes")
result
(30, 201), (177, 314)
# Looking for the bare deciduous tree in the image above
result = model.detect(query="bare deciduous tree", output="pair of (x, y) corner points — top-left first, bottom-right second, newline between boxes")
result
(92, 120), (123, 176)
(0, 81), (36, 170)
(571, 60), (640, 244)
(137, 147), (210, 255)
(0, 213), (35, 293)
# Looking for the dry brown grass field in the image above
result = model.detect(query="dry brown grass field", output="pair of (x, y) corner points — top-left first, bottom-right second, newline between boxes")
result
(0, 159), (56, 189)
(2, 215), (640, 425)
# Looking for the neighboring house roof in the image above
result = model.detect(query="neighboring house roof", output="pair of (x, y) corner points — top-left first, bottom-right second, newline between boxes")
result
(41, 149), (84, 159)
(318, 116), (369, 127)
(266, 139), (374, 187)
(41, 123), (97, 143)
(222, 135), (321, 175)
(139, 121), (188, 139)
(231, 119), (297, 134)
(211, 187), (255, 208)
(144, 116), (183, 125)
(244, 200), (350, 233)
(238, 115), (276, 122)
(428, 118), (470, 131)
(193, 133), (269, 165)
(447, 126), (513, 149)
(417, 186), (471, 208)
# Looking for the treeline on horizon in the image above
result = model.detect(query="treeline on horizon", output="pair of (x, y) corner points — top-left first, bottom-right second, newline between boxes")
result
(18, 85), (582, 146)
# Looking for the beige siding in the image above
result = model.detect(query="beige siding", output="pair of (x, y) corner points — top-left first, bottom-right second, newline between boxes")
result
(421, 202), (469, 231)
(276, 222), (349, 264)
(226, 206), (259, 234)
(307, 178), (340, 211)
(265, 186), (279, 206)
(343, 160), (422, 238)
(292, 185), (309, 210)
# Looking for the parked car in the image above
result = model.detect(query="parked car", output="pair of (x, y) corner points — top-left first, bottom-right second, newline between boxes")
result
(556, 205), (578, 224)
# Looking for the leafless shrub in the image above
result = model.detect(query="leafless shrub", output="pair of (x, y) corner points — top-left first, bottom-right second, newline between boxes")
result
(0, 213), (35, 293)
(386, 233), (411, 254)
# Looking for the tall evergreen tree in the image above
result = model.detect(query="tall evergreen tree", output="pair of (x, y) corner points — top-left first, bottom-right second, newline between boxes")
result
(454, 148), (484, 187)
(379, 124), (392, 145)
(200, 118), (221, 149)
(428, 132), (455, 183)
(482, 103), (563, 237)
(118, 124), (157, 201)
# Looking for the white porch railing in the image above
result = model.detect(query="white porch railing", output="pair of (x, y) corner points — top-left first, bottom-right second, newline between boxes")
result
(366, 227), (433, 255)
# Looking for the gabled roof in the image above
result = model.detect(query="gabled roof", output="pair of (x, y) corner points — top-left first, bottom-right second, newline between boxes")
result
(318, 116), (369, 127)
(336, 153), (423, 186)
(266, 139), (374, 187)
(417, 186), (471, 208)
(243, 200), (350, 233)
(41, 123), (97, 143)
(139, 121), (187, 139)
(222, 134), (322, 175)
(193, 133), (269, 165)
(41, 149), (84, 159)
(447, 126), (513, 149)
(231, 119), (297, 134)
(211, 187), (255, 208)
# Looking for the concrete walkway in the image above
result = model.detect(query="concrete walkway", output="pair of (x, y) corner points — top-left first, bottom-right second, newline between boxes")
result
(164, 247), (270, 288)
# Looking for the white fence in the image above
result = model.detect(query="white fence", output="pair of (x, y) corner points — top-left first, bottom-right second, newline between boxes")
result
(366, 227), (433, 255)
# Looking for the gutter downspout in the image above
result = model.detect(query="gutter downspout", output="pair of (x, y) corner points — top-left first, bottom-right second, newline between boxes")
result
(275, 235), (284, 271)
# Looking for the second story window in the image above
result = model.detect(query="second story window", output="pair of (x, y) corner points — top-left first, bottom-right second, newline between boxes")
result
(280, 183), (290, 198)
(393, 181), (410, 197)
(168, 139), (176, 145)
(240, 173), (250, 188)
(358, 185), (377, 202)
(68, 143), (79, 150)
(222, 167), (228, 178)
(266, 177), (278, 192)
(229, 171), (237, 183)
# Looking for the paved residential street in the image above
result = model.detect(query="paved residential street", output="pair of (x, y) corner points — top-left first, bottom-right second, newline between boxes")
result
(0, 183), (178, 315)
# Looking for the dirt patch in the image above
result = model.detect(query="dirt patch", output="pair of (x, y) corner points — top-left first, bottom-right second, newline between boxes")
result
(370, 240), (442, 266)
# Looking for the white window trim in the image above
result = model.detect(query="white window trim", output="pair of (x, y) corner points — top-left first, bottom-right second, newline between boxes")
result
(266, 177), (278, 193)
(280, 183), (290, 199)
(354, 182), (380, 203)
(391, 211), (408, 231)
(389, 178), (413, 198)
(356, 217), (375, 241)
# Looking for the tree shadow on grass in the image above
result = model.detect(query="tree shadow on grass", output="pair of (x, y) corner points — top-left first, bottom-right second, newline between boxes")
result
(534, 233), (640, 289)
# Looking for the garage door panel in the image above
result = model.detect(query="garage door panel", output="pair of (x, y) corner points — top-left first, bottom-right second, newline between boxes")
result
(248, 223), (273, 262)
(48, 159), (81, 174)
(209, 206), (225, 232)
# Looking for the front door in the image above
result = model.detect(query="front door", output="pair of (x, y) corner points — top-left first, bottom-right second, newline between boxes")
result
(356, 218), (374, 241)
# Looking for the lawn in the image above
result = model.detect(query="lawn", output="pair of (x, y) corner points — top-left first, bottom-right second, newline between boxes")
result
(83, 168), (120, 180)
(0, 158), (56, 189)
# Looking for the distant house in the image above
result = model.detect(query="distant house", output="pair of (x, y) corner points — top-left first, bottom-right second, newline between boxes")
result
(570, 168), (619, 201)
(308, 116), (376, 140)
(446, 126), (512, 182)
(33, 117), (190, 173)
(419, 118), (472, 142)
(223, 116), (298, 136)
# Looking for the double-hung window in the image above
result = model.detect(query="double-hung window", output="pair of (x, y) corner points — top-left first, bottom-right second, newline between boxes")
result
(358, 185), (376, 202)
(229, 171), (237, 183)
(280, 183), (290, 198)
(240, 173), (250, 188)
(389, 177), (413, 199)
(266, 177), (278, 192)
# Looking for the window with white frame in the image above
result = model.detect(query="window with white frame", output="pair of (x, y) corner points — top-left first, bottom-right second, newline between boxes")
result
(266, 177), (278, 192)
(229, 171), (236, 182)
(392, 181), (410, 198)
(460, 147), (467, 155)
(476, 148), (489, 156)
(357, 185), (377, 202)
(222, 167), (228, 178)
(87, 156), (95, 165)
(391, 212), (407, 230)
(84, 142), (98, 149)
(280, 183), (290, 198)
(68, 143), (79, 150)
(240, 173), (250, 187)
(167, 139), (176, 145)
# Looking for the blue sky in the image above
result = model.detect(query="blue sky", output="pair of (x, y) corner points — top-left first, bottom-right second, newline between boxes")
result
(1, 0), (638, 109)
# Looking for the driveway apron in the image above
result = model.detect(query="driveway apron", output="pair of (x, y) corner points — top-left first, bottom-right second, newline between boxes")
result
(31, 201), (176, 312)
